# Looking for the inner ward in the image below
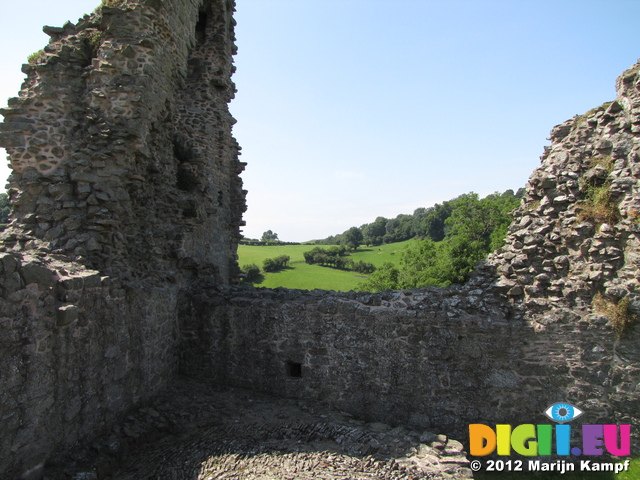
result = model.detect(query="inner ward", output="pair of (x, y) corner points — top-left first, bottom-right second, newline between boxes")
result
(0, 1), (638, 479)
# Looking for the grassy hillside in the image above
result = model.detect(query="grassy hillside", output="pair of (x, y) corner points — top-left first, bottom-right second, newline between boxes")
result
(237, 240), (413, 291)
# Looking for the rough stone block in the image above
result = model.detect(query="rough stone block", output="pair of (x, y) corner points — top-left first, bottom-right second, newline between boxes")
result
(21, 262), (55, 288)
(57, 304), (79, 327)
(0, 133), (25, 147)
(0, 253), (19, 273)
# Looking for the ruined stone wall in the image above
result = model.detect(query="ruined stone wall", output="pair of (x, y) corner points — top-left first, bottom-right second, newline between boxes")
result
(181, 282), (640, 442)
(0, 0), (245, 283)
(0, 254), (179, 479)
(490, 61), (640, 315)
(0, 1), (244, 478)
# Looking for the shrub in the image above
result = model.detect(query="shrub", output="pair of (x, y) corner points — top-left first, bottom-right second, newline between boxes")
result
(303, 246), (375, 274)
(578, 156), (619, 226)
(86, 30), (103, 52)
(593, 292), (636, 338)
(27, 50), (45, 64)
(241, 264), (261, 283)
(263, 255), (290, 273)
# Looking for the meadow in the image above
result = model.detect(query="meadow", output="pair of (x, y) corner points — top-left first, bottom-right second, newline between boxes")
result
(237, 240), (414, 290)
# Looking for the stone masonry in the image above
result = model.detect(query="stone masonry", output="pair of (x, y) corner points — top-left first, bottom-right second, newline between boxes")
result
(0, 1), (245, 478)
(180, 277), (639, 443)
(0, 1), (639, 479)
(489, 62), (640, 313)
(0, 0), (245, 283)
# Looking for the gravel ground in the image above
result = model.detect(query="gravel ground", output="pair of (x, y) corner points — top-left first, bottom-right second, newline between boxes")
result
(44, 377), (473, 480)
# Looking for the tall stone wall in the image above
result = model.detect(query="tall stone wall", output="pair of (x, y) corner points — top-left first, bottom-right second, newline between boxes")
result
(0, 1), (244, 478)
(0, 255), (179, 479)
(0, 0), (245, 284)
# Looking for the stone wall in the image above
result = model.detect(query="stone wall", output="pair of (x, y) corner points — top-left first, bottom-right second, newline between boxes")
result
(0, 0), (245, 284)
(490, 61), (640, 315)
(181, 281), (640, 442)
(0, 1), (244, 478)
(0, 253), (179, 479)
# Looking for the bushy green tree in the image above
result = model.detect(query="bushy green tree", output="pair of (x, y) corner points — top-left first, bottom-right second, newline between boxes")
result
(361, 190), (520, 291)
(362, 217), (387, 246)
(0, 193), (9, 226)
(263, 255), (290, 272)
(342, 226), (363, 250)
(360, 262), (400, 291)
(261, 230), (280, 243)
(445, 192), (517, 246)
(241, 264), (261, 283)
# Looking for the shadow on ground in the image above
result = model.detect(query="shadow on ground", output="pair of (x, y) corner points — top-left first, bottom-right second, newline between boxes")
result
(42, 377), (472, 480)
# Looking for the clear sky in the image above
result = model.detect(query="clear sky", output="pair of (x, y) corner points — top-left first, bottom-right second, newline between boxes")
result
(2, 1), (640, 242)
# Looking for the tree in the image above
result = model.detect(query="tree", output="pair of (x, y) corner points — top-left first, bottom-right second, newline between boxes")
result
(362, 217), (387, 246)
(445, 192), (518, 246)
(241, 264), (261, 283)
(261, 230), (279, 243)
(342, 226), (363, 250)
(360, 190), (520, 291)
(384, 214), (414, 243)
(416, 202), (453, 241)
(0, 193), (9, 226)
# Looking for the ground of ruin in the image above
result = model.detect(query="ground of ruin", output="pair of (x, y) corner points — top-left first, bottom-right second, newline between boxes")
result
(43, 377), (472, 480)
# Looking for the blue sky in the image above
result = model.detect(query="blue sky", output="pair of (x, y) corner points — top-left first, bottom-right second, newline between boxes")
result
(2, 1), (640, 241)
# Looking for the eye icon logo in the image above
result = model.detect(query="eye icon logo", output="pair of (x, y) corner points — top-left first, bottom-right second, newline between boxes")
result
(544, 403), (584, 423)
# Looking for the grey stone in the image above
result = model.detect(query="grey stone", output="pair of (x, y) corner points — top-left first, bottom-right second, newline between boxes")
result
(21, 261), (54, 288)
(0, 253), (19, 273)
(57, 304), (79, 326)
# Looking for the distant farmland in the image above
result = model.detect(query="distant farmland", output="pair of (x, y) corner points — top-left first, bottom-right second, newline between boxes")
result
(237, 240), (412, 291)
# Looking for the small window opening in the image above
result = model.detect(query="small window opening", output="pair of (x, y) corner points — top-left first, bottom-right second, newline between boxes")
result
(173, 138), (192, 164)
(177, 167), (198, 192)
(286, 361), (302, 378)
(183, 208), (197, 218)
(195, 11), (207, 44)
(174, 138), (198, 192)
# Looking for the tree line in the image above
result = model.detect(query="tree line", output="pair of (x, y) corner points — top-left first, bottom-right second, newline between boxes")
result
(315, 189), (524, 248)
(360, 190), (523, 290)
(239, 189), (523, 290)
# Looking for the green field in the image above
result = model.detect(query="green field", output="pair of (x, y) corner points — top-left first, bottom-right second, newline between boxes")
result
(237, 240), (413, 291)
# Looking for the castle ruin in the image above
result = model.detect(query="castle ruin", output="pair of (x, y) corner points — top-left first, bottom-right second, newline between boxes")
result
(0, 1), (638, 478)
